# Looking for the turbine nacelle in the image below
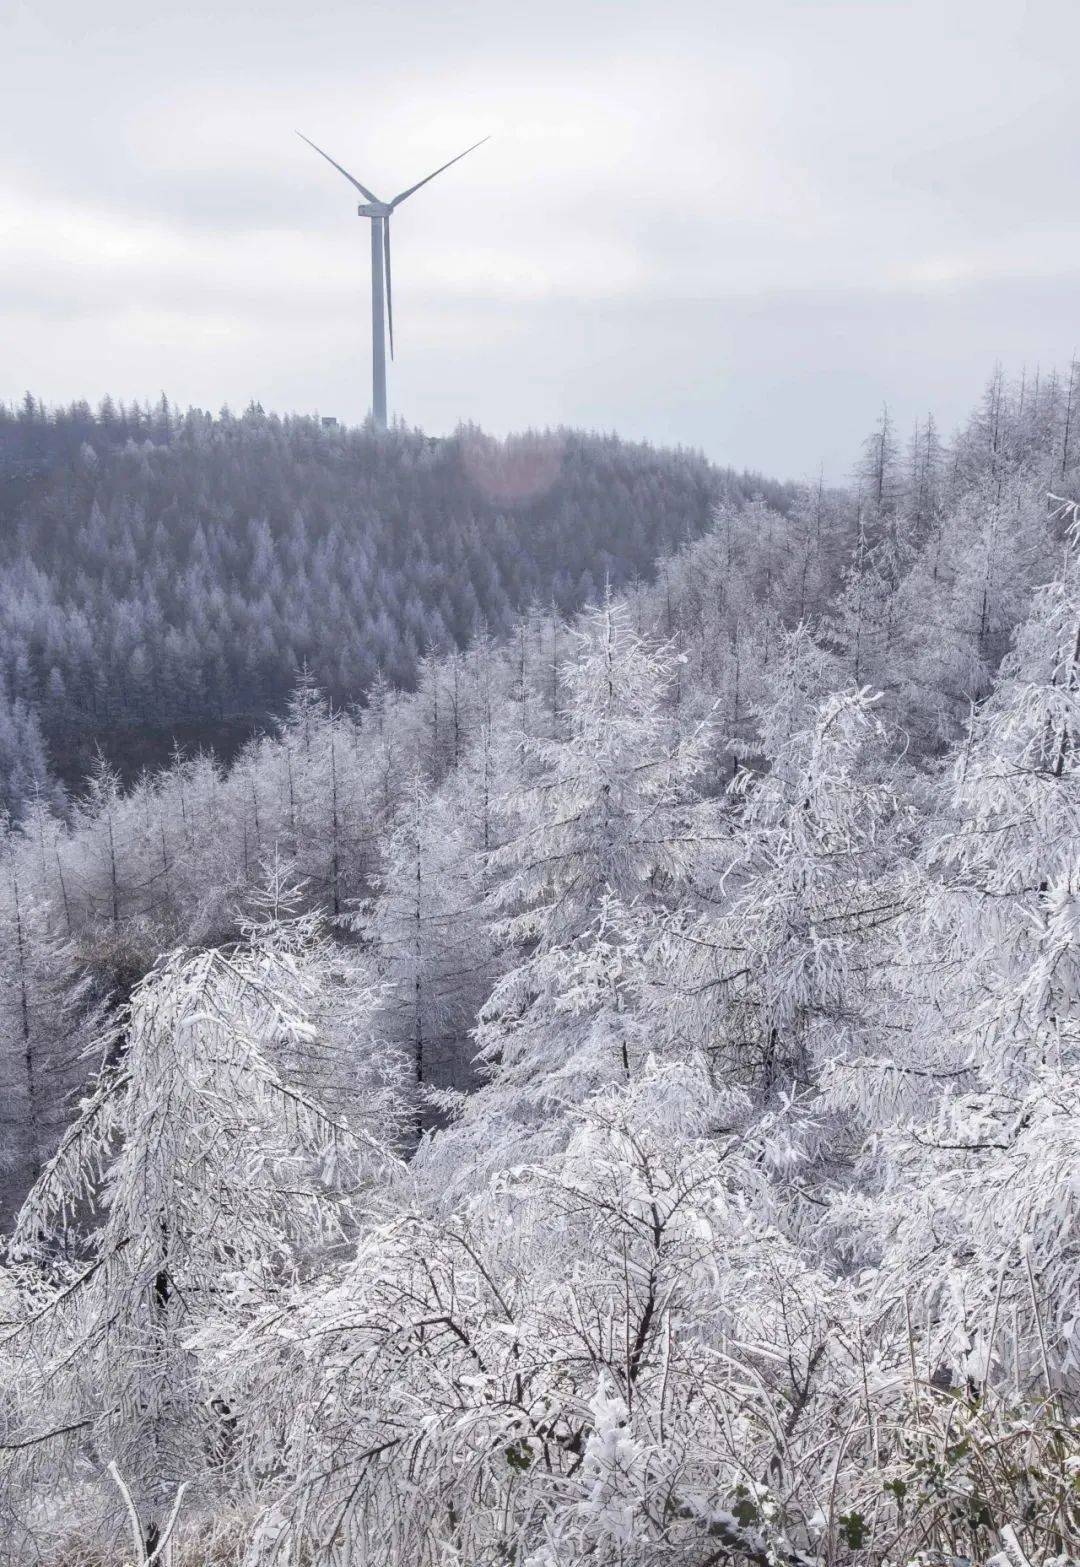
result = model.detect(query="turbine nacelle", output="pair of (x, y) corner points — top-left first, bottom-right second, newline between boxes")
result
(358, 202), (392, 219)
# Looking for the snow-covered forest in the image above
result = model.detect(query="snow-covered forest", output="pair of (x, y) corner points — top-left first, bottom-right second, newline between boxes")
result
(2, 366), (1080, 1565)
(0, 397), (790, 802)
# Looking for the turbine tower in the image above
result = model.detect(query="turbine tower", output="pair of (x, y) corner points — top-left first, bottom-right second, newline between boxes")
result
(298, 131), (489, 429)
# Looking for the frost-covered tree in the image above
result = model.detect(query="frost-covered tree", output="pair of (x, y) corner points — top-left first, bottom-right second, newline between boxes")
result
(652, 654), (909, 1098)
(822, 514), (897, 694)
(211, 1059), (852, 1567)
(0, 689), (60, 819)
(903, 474), (1056, 739)
(423, 599), (712, 1189)
(0, 404), (765, 803)
(858, 404), (901, 521)
(1, 919), (399, 1557)
(267, 678), (371, 916)
(0, 828), (104, 1212)
(4, 373), (1080, 1567)
(484, 595), (710, 950)
(361, 772), (494, 1126)
(852, 509), (1080, 1393)
(904, 502), (1080, 1084)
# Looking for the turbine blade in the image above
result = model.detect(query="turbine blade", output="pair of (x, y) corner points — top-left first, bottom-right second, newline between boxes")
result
(389, 136), (490, 209)
(296, 132), (381, 204)
(384, 217), (395, 361)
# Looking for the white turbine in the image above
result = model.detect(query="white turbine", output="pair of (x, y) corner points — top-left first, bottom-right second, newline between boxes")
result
(298, 131), (489, 429)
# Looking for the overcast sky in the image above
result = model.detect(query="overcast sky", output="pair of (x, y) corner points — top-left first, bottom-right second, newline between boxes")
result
(2, 0), (1078, 480)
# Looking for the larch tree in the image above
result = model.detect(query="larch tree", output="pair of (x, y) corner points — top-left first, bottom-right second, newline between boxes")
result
(421, 596), (713, 1195)
(360, 771), (494, 1132)
(649, 638), (910, 1101)
(0, 824), (106, 1216)
(2, 918), (399, 1557)
(855, 506), (1080, 1395)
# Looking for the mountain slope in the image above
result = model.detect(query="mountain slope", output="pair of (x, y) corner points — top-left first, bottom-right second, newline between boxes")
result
(0, 398), (793, 797)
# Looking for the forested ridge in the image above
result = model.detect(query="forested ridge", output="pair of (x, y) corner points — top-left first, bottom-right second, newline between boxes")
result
(0, 396), (790, 799)
(2, 367), (1080, 1565)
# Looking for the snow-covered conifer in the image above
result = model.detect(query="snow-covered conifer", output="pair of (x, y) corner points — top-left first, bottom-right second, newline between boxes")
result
(2, 918), (398, 1555)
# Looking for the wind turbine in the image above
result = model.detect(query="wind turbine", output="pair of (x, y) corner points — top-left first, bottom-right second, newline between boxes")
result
(298, 131), (489, 429)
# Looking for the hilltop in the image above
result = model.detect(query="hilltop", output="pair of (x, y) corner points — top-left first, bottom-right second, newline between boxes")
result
(0, 397), (793, 803)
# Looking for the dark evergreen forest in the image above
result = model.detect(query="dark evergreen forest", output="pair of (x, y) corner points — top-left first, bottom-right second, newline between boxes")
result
(0, 396), (793, 804)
